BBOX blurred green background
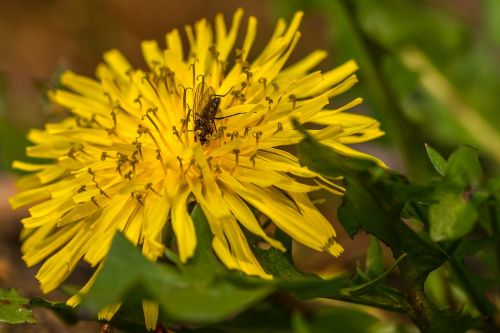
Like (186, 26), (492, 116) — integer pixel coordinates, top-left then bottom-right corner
(0, 0), (499, 331)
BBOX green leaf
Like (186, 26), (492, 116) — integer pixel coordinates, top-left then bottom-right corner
(82, 208), (273, 324)
(30, 298), (78, 325)
(254, 239), (347, 299)
(429, 192), (478, 241)
(428, 146), (484, 241)
(445, 146), (482, 189)
(296, 126), (445, 281)
(365, 236), (385, 279)
(0, 289), (35, 324)
(425, 144), (448, 176)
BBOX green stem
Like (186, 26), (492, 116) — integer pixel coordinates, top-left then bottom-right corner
(447, 257), (495, 317)
(397, 260), (463, 333)
(331, 295), (406, 314)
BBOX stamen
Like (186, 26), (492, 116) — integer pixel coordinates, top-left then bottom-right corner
(265, 96), (274, 112)
(103, 92), (113, 105)
(76, 117), (91, 128)
(177, 156), (183, 171)
(91, 196), (100, 207)
(116, 153), (129, 176)
(272, 82), (279, 92)
(90, 114), (104, 128)
(77, 144), (91, 158)
(233, 148), (240, 166)
(274, 122), (283, 134)
(229, 131), (239, 140)
(124, 171), (133, 180)
(67, 147), (78, 160)
(146, 182), (162, 196)
(141, 107), (161, 136)
(134, 141), (143, 159)
(179, 85), (193, 135)
(206, 156), (213, 171)
(87, 167), (96, 179)
(112, 99), (126, 114)
(77, 185), (86, 193)
(100, 189), (111, 199)
(258, 77), (267, 91)
(133, 95), (143, 109)
(132, 192), (145, 206)
(130, 157), (139, 172)
(187, 158), (196, 172)
(142, 74), (160, 98)
(160, 66), (176, 94)
(125, 68), (134, 81)
(244, 126), (251, 137)
(235, 48), (243, 64)
(188, 59), (199, 89)
(289, 94), (297, 109)
(101, 152), (108, 161)
(252, 131), (263, 146)
(172, 126), (181, 140)
(112, 78), (121, 92)
(209, 45), (220, 61)
(242, 67), (253, 86)
(155, 149), (163, 161)
(250, 153), (257, 168)
(217, 126), (227, 139)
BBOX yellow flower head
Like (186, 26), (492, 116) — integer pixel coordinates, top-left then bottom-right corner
(10, 8), (383, 307)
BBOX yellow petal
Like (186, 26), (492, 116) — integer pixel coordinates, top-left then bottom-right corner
(142, 300), (159, 331)
(221, 186), (284, 251)
(171, 186), (196, 262)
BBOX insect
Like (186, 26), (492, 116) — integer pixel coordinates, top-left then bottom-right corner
(192, 79), (219, 144)
(190, 77), (237, 145)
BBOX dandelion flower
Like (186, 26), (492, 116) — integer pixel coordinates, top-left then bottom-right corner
(10, 9), (384, 329)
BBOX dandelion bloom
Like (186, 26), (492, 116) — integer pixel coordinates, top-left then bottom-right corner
(10, 9), (383, 328)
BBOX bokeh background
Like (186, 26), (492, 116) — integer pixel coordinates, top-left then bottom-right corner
(1, 0), (499, 331)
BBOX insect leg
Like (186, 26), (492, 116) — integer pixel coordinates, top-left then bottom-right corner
(214, 112), (245, 120)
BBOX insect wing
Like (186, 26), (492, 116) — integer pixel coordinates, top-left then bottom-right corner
(194, 82), (215, 118)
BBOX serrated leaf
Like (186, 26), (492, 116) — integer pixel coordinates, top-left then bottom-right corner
(0, 289), (35, 324)
(254, 242), (347, 299)
(296, 126), (445, 280)
(425, 144), (448, 176)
